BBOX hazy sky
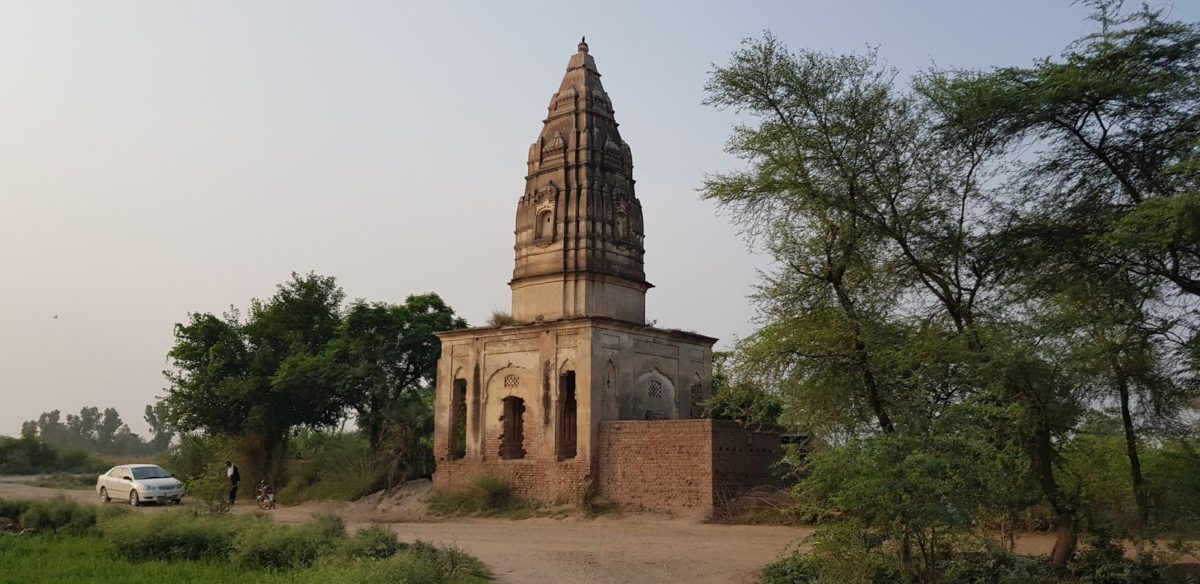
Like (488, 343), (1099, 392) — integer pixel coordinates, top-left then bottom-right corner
(2, 1), (1185, 436)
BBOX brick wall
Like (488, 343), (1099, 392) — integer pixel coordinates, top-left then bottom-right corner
(433, 419), (781, 514)
(596, 419), (782, 515)
(432, 457), (592, 503)
(711, 421), (785, 502)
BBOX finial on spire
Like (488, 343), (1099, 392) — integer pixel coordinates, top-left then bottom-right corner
(578, 36), (589, 53)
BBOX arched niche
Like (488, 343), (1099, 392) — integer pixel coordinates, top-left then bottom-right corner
(620, 368), (676, 420)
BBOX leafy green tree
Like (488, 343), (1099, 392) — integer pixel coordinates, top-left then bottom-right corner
(163, 272), (352, 479)
(928, 1), (1200, 301)
(704, 32), (1089, 568)
(927, 0), (1200, 533)
(704, 352), (782, 430)
(337, 294), (466, 449)
(162, 273), (465, 487)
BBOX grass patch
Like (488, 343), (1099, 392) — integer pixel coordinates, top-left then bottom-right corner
(709, 487), (808, 525)
(428, 475), (536, 517)
(0, 498), (490, 583)
(101, 508), (245, 561)
(2, 495), (99, 535)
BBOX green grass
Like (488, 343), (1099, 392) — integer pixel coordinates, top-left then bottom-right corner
(0, 536), (301, 584)
(0, 498), (489, 583)
(0, 535), (489, 584)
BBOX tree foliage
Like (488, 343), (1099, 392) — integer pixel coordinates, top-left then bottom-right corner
(161, 272), (464, 485)
(705, 2), (1199, 576)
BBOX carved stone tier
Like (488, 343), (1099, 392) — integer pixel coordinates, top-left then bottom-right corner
(511, 39), (650, 324)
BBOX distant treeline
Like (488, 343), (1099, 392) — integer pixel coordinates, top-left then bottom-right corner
(18, 403), (173, 457)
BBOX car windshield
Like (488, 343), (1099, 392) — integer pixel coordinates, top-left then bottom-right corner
(131, 466), (172, 480)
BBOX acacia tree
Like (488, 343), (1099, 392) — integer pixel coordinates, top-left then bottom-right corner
(930, 0), (1200, 532)
(704, 35), (1083, 572)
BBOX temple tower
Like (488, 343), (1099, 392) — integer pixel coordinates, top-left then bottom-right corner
(510, 38), (650, 324)
(431, 41), (751, 509)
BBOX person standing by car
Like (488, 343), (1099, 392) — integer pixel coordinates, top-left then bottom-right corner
(226, 460), (241, 505)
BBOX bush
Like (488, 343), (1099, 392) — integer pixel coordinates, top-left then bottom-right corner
(1070, 534), (1174, 584)
(339, 525), (403, 560)
(185, 461), (233, 514)
(945, 553), (1054, 584)
(306, 512), (346, 540)
(231, 514), (345, 570)
(428, 475), (529, 516)
(406, 541), (490, 583)
(160, 433), (227, 481)
(0, 498), (31, 521)
(18, 496), (97, 535)
(279, 431), (384, 503)
(101, 509), (242, 562)
(315, 554), (441, 584)
(761, 555), (820, 584)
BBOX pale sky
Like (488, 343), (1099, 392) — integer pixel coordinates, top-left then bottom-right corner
(2, 1), (1184, 436)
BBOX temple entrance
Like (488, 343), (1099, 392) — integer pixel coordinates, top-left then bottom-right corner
(557, 371), (577, 459)
(500, 396), (526, 460)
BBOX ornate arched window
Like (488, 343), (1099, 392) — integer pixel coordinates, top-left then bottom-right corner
(537, 209), (554, 240)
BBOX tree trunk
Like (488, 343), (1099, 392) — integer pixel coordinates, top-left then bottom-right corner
(1114, 361), (1150, 528)
(1029, 421), (1078, 568)
(831, 279), (895, 433)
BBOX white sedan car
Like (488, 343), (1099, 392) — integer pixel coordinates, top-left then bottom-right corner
(96, 464), (185, 506)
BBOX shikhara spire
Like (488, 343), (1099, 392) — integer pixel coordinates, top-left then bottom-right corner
(510, 41), (650, 324)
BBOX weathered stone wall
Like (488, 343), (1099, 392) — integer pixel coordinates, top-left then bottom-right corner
(595, 419), (782, 515)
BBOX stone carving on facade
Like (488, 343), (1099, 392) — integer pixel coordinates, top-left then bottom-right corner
(432, 41), (743, 513)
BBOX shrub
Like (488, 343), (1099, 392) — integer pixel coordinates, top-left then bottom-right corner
(185, 461), (233, 514)
(487, 310), (516, 326)
(231, 514), (345, 570)
(101, 509), (241, 561)
(18, 496), (97, 535)
(279, 431), (384, 503)
(160, 433), (227, 480)
(1070, 534), (1174, 584)
(339, 525), (403, 560)
(314, 554), (441, 584)
(428, 475), (529, 516)
(761, 555), (819, 584)
(406, 541), (490, 583)
(306, 512), (346, 540)
(946, 553), (1054, 584)
(0, 498), (31, 521)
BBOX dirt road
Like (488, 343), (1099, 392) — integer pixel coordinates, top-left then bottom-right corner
(0, 478), (806, 583)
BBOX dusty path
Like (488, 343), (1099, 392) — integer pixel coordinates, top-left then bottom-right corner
(0, 478), (805, 583)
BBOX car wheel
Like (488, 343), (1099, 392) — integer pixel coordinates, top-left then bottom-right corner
(129, 490), (140, 507)
(99, 487), (109, 503)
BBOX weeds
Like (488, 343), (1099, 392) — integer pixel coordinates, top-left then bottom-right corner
(428, 475), (533, 517)
(17, 496), (97, 535)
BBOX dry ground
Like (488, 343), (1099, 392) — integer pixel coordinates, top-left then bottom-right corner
(0, 477), (1077, 584)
